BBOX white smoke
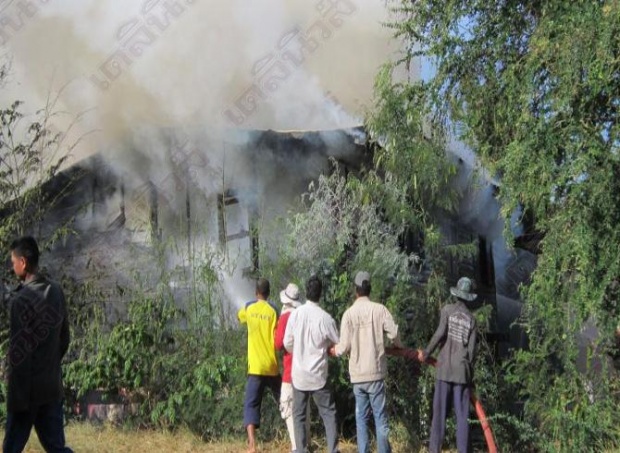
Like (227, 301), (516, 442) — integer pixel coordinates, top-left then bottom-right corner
(1, 0), (399, 160)
(0, 0), (403, 310)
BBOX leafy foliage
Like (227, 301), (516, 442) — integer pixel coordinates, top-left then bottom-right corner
(0, 68), (84, 421)
(0, 93), (84, 253)
(386, 0), (620, 450)
(259, 153), (496, 449)
(60, 242), (275, 441)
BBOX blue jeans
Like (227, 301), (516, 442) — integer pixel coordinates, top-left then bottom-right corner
(353, 380), (391, 453)
(3, 400), (73, 453)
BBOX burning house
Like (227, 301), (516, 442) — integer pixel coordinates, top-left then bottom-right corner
(6, 123), (536, 355)
(0, 0), (432, 328)
(17, 127), (371, 318)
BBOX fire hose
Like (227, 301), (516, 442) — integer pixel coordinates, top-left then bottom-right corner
(386, 347), (498, 453)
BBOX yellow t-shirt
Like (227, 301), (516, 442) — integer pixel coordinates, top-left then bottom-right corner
(238, 299), (279, 376)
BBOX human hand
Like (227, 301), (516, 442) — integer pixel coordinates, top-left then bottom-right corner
(328, 346), (336, 357)
(417, 349), (425, 362)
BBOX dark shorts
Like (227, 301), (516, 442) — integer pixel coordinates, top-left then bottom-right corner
(243, 374), (281, 428)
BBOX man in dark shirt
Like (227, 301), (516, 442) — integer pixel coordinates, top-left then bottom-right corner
(3, 236), (72, 453)
(418, 277), (477, 453)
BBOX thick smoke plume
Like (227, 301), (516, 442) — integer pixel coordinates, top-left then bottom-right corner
(2, 0), (398, 160)
(1, 0), (400, 307)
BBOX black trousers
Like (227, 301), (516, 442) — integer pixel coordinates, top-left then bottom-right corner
(3, 401), (73, 453)
(429, 379), (471, 453)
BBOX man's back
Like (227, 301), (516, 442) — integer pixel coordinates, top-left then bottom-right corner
(8, 275), (70, 412)
(425, 301), (476, 384)
(284, 301), (339, 391)
(336, 297), (400, 383)
(239, 299), (279, 376)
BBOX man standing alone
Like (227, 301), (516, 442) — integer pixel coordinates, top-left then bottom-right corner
(238, 278), (281, 453)
(284, 276), (340, 453)
(331, 271), (402, 453)
(418, 277), (478, 453)
(4, 236), (72, 453)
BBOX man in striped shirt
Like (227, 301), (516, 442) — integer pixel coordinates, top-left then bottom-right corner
(418, 277), (478, 453)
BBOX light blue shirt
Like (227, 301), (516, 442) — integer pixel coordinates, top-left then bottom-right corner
(283, 300), (339, 391)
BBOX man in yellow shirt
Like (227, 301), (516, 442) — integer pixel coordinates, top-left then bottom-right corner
(238, 278), (281, 453)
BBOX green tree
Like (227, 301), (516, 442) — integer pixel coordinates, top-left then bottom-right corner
(0, 67), (86, 420)
(61, 239), (254, 440)
(385, 0), (620, 450)
(0, 85), (85, 253)
(258, 149), (486, 448)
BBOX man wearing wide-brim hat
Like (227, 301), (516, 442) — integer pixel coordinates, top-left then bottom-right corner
(274, 283), (302, 452)
(418, 277), (478, 453)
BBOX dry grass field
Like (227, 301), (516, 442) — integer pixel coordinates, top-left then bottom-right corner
(12, 421), (550, 452)
(13, 422), (364, 453)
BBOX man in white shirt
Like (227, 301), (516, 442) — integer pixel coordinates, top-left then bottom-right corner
(284, 275), (340, 453)
(331, 271), (402, 453)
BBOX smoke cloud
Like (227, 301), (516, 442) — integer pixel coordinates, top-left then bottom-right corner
(0, 0), (400, 309)
(1, 0), (399, 161)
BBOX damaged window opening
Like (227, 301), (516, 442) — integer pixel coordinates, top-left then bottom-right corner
(217, 190), (259, 274)
(148, 181), (159, 243)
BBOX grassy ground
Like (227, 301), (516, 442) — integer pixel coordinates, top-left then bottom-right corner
(13, 421), (620, 452)
(6, 421), (499, 452)
(14, 422), (365, 453)
(11, 421), (495, 452)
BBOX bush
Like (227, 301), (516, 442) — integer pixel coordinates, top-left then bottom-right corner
(60, 243), (282, 441)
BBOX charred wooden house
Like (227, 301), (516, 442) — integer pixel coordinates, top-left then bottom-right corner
(3, 127), (536, 349)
